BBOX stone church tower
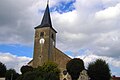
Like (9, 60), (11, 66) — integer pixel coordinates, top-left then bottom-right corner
(28, 3), (71, 71)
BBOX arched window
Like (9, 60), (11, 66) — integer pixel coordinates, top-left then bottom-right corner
(51, 34), (55, 46)
(40, 32), (44, 38)
(51, 34), (55, 41)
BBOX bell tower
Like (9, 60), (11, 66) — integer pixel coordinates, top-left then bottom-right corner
(33, 3), (57, 68)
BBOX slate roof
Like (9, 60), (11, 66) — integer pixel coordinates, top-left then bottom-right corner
(35, 4), (57, 33)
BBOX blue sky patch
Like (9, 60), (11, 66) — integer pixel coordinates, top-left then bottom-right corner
(38, 0), (76, 14)
(110, 65), (120, 76)
(65, 51), (73, 56)
(51, 0), (76, 14)
(0, 44), (33, 57)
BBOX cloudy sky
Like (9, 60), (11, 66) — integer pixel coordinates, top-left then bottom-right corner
(0, 0), (120, 76)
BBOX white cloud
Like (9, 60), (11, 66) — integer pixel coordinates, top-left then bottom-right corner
(101, 0), (120, 8)
(0, 0), (120, 76)
(92, 30), (120, 57)
(82, 54), (120, 68)
(0, 52), (32, 73)
(0, 0), (120, 57)
(76, 51), (120, 76)
(51, 0), (120, 58)
(95, 3), (120, 20)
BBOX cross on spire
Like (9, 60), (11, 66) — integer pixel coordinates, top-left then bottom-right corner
(47, 0), (49, 5)
(35, 0), (57, 33)
(35, 0), (52, 29)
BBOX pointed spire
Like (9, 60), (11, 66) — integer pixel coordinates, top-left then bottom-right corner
(47, 0), (49, 5)
(40, 3), (52, 27)
(35, 0), (57, 33)
(35, 1), (52, 29)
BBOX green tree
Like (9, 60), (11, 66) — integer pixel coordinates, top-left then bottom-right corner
(20, 65), (33, 74)
(66, 58), (85, 80)
(22, 71), (38, 80)
(0, 62), (6, 77)
(87, 59), (111, 80)
(5, 69), (20, 80)
(17, 62), (60, 80)
(42, 61), (60, 80)
(16, 75), (23, 80)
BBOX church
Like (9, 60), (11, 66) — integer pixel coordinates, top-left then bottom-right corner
(28, 3), (71, 72)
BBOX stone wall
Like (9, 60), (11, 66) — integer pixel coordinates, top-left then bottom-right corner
(28, 47), (71, 70)
(54, 48), (71, 70)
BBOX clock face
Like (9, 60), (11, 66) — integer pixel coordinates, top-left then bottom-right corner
(39, 38), (45, 44)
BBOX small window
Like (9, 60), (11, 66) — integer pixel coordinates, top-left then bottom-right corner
(40, 32), (44, 38)
(51, 34), (55, 41)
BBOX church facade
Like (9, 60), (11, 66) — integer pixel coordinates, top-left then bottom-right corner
(28, 4), (71, 71)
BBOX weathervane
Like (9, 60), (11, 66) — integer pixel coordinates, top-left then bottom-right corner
(47, 0), (49, 5)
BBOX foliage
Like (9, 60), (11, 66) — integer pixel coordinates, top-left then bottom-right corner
(20, 65), (33, 74)
(87, 59), (111, 80)
(16, 75), (24, 80)
(37, 62), (60, 80)
(16, 62), (60, 80)
(66, 58), (85, 80)
(0, 62), (6, 77)
(5, 69), (20, 80)
(22, 71), (38, 80)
